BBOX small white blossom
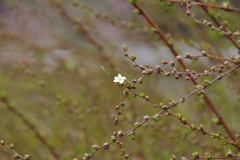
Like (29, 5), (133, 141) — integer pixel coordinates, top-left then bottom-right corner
(113, 74), (126, 84)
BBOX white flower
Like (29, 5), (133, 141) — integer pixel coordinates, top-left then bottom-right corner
(113, 74), (126, 84)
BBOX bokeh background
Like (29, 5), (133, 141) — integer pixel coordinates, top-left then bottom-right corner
(0, 0), (240, 159)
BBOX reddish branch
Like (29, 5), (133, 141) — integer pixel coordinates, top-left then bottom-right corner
(194, 0), (240, 52)
(166, 0), (240, 13)
(130, 2), (239, 145)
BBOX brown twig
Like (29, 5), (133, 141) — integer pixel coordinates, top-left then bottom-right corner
(130, 1), (239, 145)
(194, 0), (240, 52)
(165, 0), (240, 13)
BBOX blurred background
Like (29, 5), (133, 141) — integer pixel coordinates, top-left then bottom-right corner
(0, 0), (239, 159)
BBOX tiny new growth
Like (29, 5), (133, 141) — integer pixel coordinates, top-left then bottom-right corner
(113, 74), (127, 84)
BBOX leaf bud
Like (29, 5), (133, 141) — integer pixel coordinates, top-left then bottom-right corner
(201, 50), (207, 56)
(152, 115), (161, 122)
(123, 44), (128, 52)
(111, 136), (117, 143)
(207, 22), (212, 26)
(128, 131), (136, 140)
(134, 122), (141, 128)
(117, 130), (123, 136)
(92, 145), (99, 150)
(103, 143), (109, 150)
(84, 153), (91, 159)
(165, 72), (171, 76)
(184, 52), (190, 58)
(190, 124), (196, 130)
(9, 143), (14, 149)
(170, 155), (177, 160)
(13, 154), (19, 159)
(120, 102), (125, 107)
(161, 60), (168, 64)
(203, 80), (211, 87)
(120, 148), (126, 155)
(124, 154), (131, 159)
(151, 27), (157, 32)
(138, 78), (143, 84)
(143, 115), (150, 120)
(130, 54), (136, 61)
(176, 55), (182, 59)
(25, 154), (30, 160)
(123, 90), (129, 96)
(0, 140), (5, 145)
(192, 152), (199, 158)
(211, 66), (216, 71)
(225, 149), (233, 156)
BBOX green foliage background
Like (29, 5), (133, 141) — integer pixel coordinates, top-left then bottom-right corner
(0, 0), (239, 159)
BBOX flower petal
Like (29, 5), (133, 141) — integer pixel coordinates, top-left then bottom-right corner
(114, 79), (119, 82)
(119, 80), (124, 84)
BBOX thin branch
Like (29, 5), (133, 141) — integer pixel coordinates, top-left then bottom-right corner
(165, 0), (240, 13)
(194, 0), (240, 52)
(130, 1), (238, 144)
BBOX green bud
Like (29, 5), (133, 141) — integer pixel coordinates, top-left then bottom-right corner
(170, 155), (177, 160)
(181, 118), (187, 124)
(0, 140), (5, 145)
(201, 50), (207, 56)
(134, 9), (140, 14)
(225, 149), (233, 156)
(13, 154), (19, 159)
(151, 27), (157, 32)
(130, 54), (136, 61)
(168, 38), (173, 46)
(24, 154), (31, 160)
(195, 85), (202, 89)
(92, 144), (99, 150)
(123, 44), (128, 52)
(120, 148), (126, 155)
(152, 115), (161, 122)
(123, 90), (129, 96)
(184, 52), (190, 58)
(84, 153), (91, 159)
(125, 154), (131, 159)
(207, 22), (212, 26)
(190, 124), (196, 130)
(140, 93), (145, 98)
(177, 113), (182, 120)
(128, 131), (136, 140)
(192, 152), (199, 158)
(159, 103), (164, 107)
(134, 122), (141, 128)
(103, 143), (109, 150)
(72, 2), (78, 7)
(117, 130), (123, 136)
(143, 115), (150, 120)
(129, 0), (137, 3)
(191, 57), (197, 63)
(111, 136), (117, 143)
(9, 143), (14, 149)
(203, 80), (211, 87)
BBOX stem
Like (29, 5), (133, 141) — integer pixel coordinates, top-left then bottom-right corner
(130, 1), (239, 145)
